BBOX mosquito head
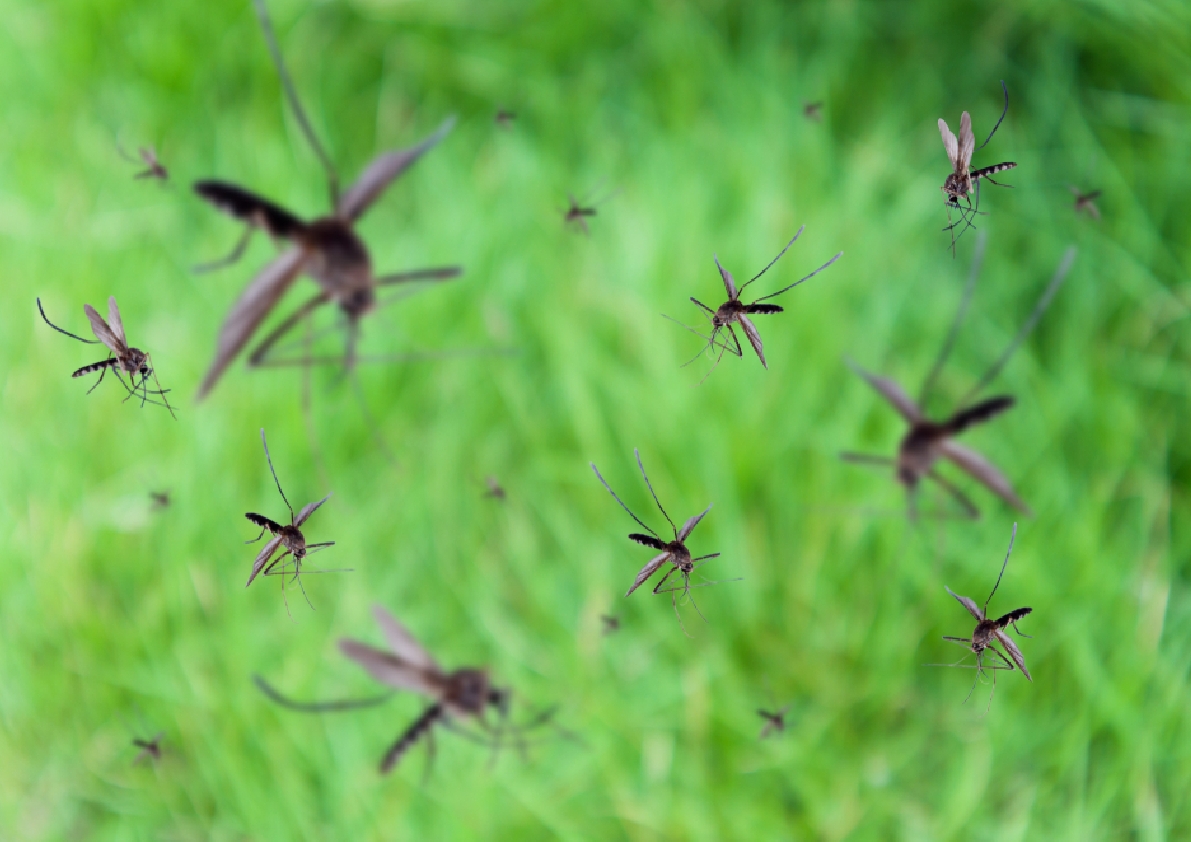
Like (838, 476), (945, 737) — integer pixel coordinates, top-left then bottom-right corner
(339, 286), (377, 319)
(448, 668), (493, 716)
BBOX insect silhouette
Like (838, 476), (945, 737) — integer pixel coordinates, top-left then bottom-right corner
(673, 227), (842, 376)
(494, 109), (517, 128)
(1069, 186), (1102, 221)
(150, 491), (171, 510)
(561, 187), (618, 235)
(932, 523), (1033, 709)
(802, 101), (824, 122)
(939, 81), (1017, 255)
(600, 615), (621, 636)
(484, 476), (507, 500)
(132, 733), (164, 764)
(840, 238), (1076, 520)
(591, 449), (736, 635)
(193, 0), (462, 399)
(118, 143), (168, 181)
(36, 296), (176, 418)
(244, 429), (339, 610)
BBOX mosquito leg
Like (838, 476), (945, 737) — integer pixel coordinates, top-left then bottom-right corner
(252, 674), (394, 712)
(37, 298), (100, 344)
(421, 728), (436, 785)
(244, 525), (269, 544)
(193, 226), (254, 274)
(85, 363), (112, 395)
(926, 469), (980, 520)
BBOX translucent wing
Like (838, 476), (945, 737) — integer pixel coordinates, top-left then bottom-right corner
(625, 552), (671, 596)
(336, 116), (456, 224)
(945, 586), (985, 621)
(678, 503), (713, 541)
(338, 640), (440, 698)
(371, 605), (439, 673)
(939, 440), (1031, 515)
(738, 315), (767, 368)
(107, 296), (127, 346)
(958, 111), (975, 171)
(294, 493), (332, 527)
(83, 304), (121, 353)
(846, 358), (923, 424)
(993, 631), (1032, 681)
(938, 118), (959, 168)
(714, 254), (738, 299)
(246, 535), (284, 587)
(196, 248), (307, 400)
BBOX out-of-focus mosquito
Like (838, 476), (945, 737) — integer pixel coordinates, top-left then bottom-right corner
(255, 605), (559, 775)
(600, 615), (621, 636)
(194, 0), (461, 400)
(150, 491), (171, 510)
(118, 143), (168, 181)
(669, 227), (842, 378)
(939, 81), (1017, 256)
(36, 296), (176, 418)
(591, 449), (736, 635)
(841, 238), (1076, 520)
(929, 523), (1032, 710)
(802, 101), (824, 122)
(757, 679), (791, 739)
(561, 187), (618, 235)
(244, 429), (342, 611)
(132, 733), (164, 764)
(495, 109), (517, 128)
(1069, 186), (1102, 221)
(484, 476), (507, 500)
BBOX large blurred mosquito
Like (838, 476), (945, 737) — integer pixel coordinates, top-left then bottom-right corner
(1069, 186), (1102, 221)
(930, 523), (1033, 709)
(36, 296), (176, 418)
(255, 605), (558, 775)
(841, 239), (1076, 520)
(562, 187), (617, 235)
(118, 143), (168, 181)
(244, 429), (341, 611)
(194, 0), (461, 400)
(591, 449), (735, 635)
(669, 227), (842, 377)
(939, 81), (1017, 256)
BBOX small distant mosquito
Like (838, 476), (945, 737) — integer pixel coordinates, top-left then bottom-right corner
(1069, 186), (1102, 221)
(118, 143), (168, 181)
(802, 101), (824, 122)
(591, 449), (735, 634)
(939, 81), (1017, 255)
(931, 523), (1033, 708)
(244, 429), (340, 610)
(484, 476), (507, 500)
(150, 491), (171, 510)
(672, 227), (842, 376)
(194, 0), (461, 400)
(36, 296), (176, 418)
(495, 109), (517, 128)
(562, 187), (617, 235)
(600, 615), (621, 636)
(132, 733), (164, 764)
(841, 238), (1076, 519)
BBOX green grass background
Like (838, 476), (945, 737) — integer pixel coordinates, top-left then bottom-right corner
(2, 0), (1189, 838)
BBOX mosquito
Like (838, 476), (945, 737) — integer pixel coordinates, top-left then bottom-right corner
(150, 491), (171, 510)
(255, 605), (558, 775)
(495, 109), (517, 128)
(194, 0), (462, 400)
(600, 615), (621, 636)
(841, 237), (1076, 520)
(757, 680), (791, 740)
(36, 296), (176, 418)
(484, 476), (507, 500)
(118, 143), (168, 181)
(562, 187), (617, 235)
(244, 429), (340, 611)
(931, 523), (1033, 709)
(591, 449), (735, 635)
(674, 227), (842, 376)
(132, 733), (164, 764)
(802, 101), (824, 122)
(939, 81), (1017, 255)
(1069, 186), (1102, 221)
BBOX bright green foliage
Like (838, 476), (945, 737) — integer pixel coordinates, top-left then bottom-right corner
(1, 0), (1188, 839)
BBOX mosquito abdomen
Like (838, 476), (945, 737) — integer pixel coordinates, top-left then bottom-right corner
(194, 180), (306, 239)
(946, 395), (1015, 434)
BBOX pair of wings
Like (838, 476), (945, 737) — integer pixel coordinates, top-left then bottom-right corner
(196, 116), (457, 399)
(245, 493), (332, 586)
(711, 256), (768, 368)
(84, 296), (130, 355)
(625, 503), (713, 596)
(944, 586), (1032, 680)
(338, 605), (446, 701)
(939, 111), (976, 175)
(847, 359), (1030, 514)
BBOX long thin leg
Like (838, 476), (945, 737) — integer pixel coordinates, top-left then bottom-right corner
(590, 462), (659, 539)
(634, 449), (676, 536)
(975, 81), (1010, 151)
(253, 674), (393, 712)
(37, 298), (100, 344)
(919, 231), (986, 408)
(193, 226), (254, 274)
(259, 428), (295, 521)
(925, 469), (981, 520)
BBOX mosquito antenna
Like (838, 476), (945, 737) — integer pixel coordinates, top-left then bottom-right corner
(752, 250), (843, 304)
(37, 298), (100, 344)
(634, 449), (677, 536)
(984, 522), (1018, 614)
(918, 231), (986, 408)
(736, 227), (804, 297)
(975, 81), (1009, 151)
(958, 246), (1076, 406)
(251, 0), (340, 208)
(259, 428), (295, 520)
(253, 675), (393, 712)
(590, 462), (658, 538)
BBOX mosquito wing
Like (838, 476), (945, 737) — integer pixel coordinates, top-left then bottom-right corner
(714, 255), (738, 299)
(993, 631), (1032, 681)
(677, 503), (713, 541)
(106, 296), (128, 346)
(958, 111), (975, 173)
(294, 493), (332, 527)
(846, 358), (923, 424)
(738, 315), (767, 368)
(944, 586), (985, 622)
(371, 605), (440, 673)
(938, 118), (960, 170)
(338, 640), (441, 698)
(83, 304), (122, 354)
(246, 535), (284, 587)
(336, 116), (456, 224)
(196, 248), (307, 400)
(625, 552), (672, 597)
(938, 440), (1031, 515)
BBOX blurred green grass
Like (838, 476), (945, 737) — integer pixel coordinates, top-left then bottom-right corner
(1, 0), (1189, 838)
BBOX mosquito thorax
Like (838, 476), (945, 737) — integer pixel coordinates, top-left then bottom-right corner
(301, 219), (374, 312)
(447, 669), (491, 714)
(714, 300), (744, 326)
(279, 524), (306, 553)
(897, 423), (943, 486)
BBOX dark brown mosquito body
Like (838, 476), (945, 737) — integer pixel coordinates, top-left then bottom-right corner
(600, 615), (621, 635)
(132, 733), (164, 764)
(678, 227), (842, 374)
(36, 296), (175, 418)
(841, 239), (1076, 519)
(119, 144), (168, 181)
(1069, 186), (1102, 220)
(244, 429), (337, 606)
(758, 707), (790, 739)
(150, 491), (171, 510)
(194, 0), (461, 399)
(561, 187), (617, 235)
(802, 101), (824, 122)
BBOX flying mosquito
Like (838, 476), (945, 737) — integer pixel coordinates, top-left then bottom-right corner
(132, 733), (164, 764)
(562, 187), (617, 235)
(600, 615), (621, 636)
(118, 143), (168, 181)
(758, 702), (791, 740)
(244, 429), (340, 609)
(1069, 186), (1102, 221)
(36, 296), (176, 418)
(802, 101), (824, 122)
(495, 109), (517, 128)
(932, 523), (1033, 707)
(194, 0), (462, 400)
(484, 476), (507, 500)
(150, 491), (171, 510)
(671, 227), (842, 376)
(255, 605), (557, 774)
(591, 449), (735, 634)
(840, 237), (1076, 520)
(939, 81), (1017, 255)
